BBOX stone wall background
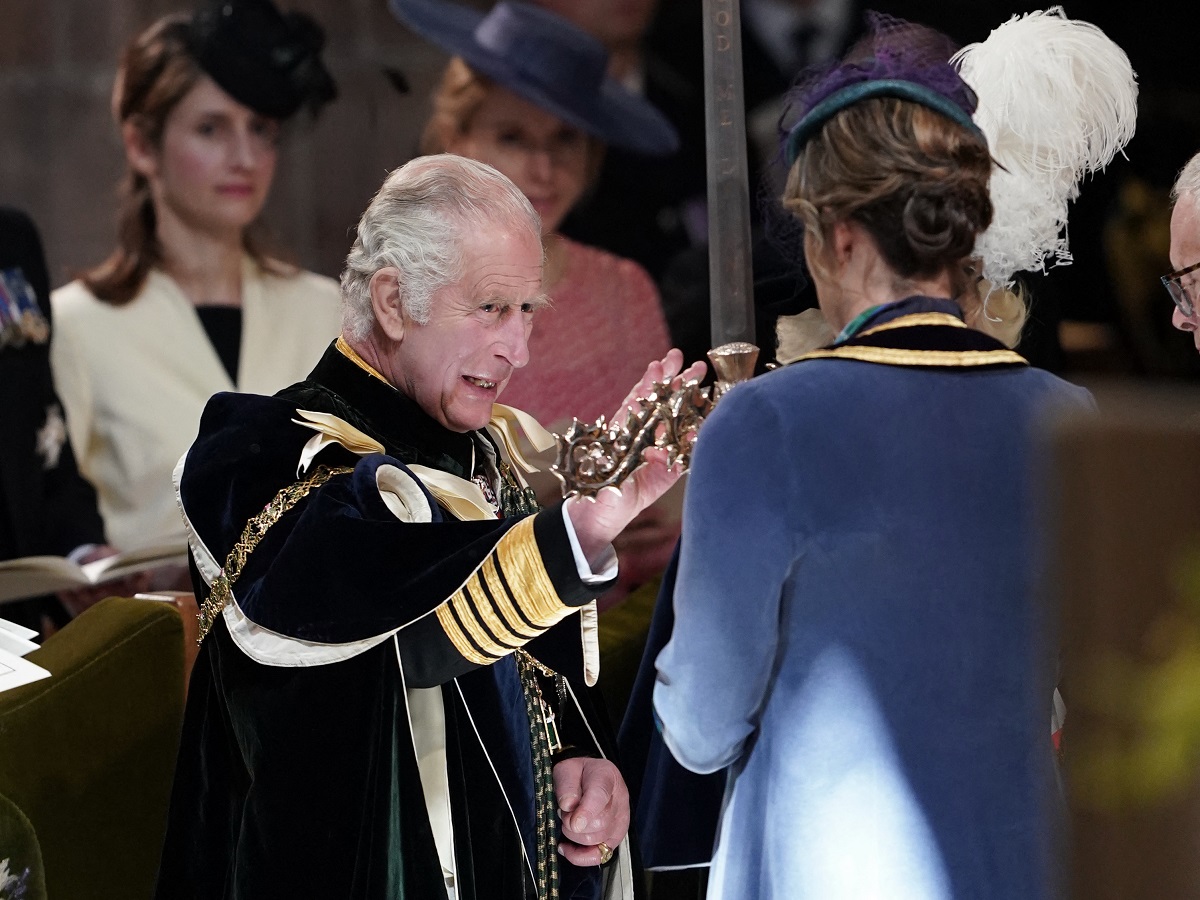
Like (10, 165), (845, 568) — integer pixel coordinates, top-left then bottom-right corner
(0, 0), (466, 287)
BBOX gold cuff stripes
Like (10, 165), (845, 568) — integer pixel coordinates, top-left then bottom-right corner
(435, 516), (573, 664)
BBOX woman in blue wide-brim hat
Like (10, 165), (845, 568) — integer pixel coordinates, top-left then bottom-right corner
(393, 0), (685, 607)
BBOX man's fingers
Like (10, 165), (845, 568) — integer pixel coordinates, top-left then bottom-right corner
(566, 771), (616, 836)
(553, 757), (583, 813)
(616, 349), (693, 417)
(554, 759), (631, 864)
(679, 359), (707, 383)
(659, 347), (684, 377)
(558, 840), (615, 867)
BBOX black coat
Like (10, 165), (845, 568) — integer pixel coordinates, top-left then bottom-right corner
(155, 345), (631, 899)
(0, 207), (104, 563)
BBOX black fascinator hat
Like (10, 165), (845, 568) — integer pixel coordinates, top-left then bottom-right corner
(187, 0), (338, 119)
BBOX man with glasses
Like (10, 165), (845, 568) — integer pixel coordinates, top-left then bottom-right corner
(1165, 152), (1200, 351)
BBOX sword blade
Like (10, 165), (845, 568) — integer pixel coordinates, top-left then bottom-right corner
(702, 0), (756, 347)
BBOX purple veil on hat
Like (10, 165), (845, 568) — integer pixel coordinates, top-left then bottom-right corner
(782, 12), (984, 165)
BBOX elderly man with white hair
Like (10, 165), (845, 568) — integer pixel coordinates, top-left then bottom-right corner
(153, 154), (697, 900)
(1166, 151), (1200, 351)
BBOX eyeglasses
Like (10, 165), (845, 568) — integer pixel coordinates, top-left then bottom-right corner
(1162, 260), (1200, 317)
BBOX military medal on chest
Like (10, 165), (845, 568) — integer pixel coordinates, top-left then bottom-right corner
(0, 267), (51, 348)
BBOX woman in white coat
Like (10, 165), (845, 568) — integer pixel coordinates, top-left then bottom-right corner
(52, 0), (341, 557)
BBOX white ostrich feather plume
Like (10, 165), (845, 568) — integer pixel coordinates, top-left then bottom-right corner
(951, 7), (1138, 288)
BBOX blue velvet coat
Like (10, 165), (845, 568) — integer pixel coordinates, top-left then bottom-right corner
(653, 298), (1091, 899)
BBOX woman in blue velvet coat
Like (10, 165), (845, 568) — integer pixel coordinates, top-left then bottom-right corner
(651, 22), (1093, 900)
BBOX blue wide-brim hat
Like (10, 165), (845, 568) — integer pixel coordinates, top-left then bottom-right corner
(388, 0), (679, 157)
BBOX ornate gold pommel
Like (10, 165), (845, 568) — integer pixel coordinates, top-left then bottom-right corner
(551, 379), (712, 499)
(551, 342), (760, 499)
(707, 341), (759, 401)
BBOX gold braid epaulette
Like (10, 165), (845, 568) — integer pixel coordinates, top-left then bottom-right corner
(196, 464), (354, 643)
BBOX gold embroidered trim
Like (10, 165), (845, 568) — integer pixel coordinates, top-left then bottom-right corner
(447, 588), (513, 658)
(197, 464), (354, 643)
(434, 602), (494, 667)
(435, 602), (493, 665)
(858, 312), (968, 336)
(434, 525), (565, 664)
(463, 578), (525, 651)
(480, 556), (541, 639)
(496, 517), (571, 627)
(336, 335), (391, 385)
(793, 345), (1027, 368)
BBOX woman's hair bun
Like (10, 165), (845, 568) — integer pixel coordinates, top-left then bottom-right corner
(901, 172), (991, 271)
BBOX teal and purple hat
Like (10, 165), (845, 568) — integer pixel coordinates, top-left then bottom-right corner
(783, 12), (985, 165)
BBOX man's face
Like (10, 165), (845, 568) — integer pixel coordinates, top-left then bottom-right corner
(1169, 194), (1200, 351)
(391, 223), (545, 432)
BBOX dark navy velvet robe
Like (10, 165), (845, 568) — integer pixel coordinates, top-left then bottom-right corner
(154, 343), (622, 899)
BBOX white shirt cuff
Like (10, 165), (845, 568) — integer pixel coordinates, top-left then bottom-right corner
(560, 505), (618, 584)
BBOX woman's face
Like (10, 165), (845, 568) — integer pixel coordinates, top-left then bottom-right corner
(446, 85), (591, 235)
(130, 75), (280, 239)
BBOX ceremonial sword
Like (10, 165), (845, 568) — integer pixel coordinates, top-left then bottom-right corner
(551, 0), (760, 496)
(702, 0), (756, 350)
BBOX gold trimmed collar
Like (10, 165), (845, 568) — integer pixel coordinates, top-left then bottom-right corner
(858, 312), (968, 336)
(791, 311), (1028, 369)
(336, 335), (392, 386)
(794, 345), (1027, 368)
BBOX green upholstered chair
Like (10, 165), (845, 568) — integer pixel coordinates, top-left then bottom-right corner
(0, 596), (185, 900)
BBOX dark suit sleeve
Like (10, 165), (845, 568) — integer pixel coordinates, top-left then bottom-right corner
(0, 208), (105, 557)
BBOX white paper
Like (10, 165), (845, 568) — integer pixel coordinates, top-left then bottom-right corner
(0, 647), (50, 694)
(0, 628), (38, 658)
(0, 618), (38, 641)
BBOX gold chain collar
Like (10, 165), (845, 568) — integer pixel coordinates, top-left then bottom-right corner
(197, 463), (353, 642)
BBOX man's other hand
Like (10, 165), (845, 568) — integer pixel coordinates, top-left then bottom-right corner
(553, 756), (631, 866)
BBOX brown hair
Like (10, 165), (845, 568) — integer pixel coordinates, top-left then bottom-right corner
(419, 57), (604, 187)
(82, 15), (284, 306)
(784, 97), (994, 304)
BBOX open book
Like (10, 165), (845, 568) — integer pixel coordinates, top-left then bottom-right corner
(0, 540), (188, 605)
